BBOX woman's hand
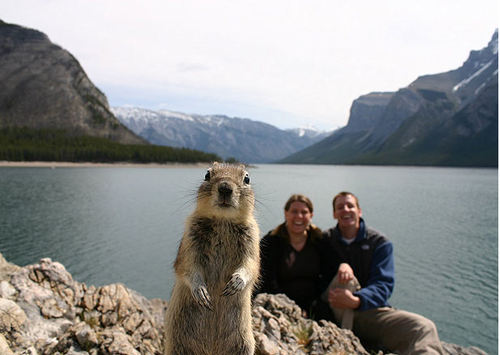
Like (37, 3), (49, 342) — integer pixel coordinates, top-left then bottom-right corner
(337, 263), (354, 285)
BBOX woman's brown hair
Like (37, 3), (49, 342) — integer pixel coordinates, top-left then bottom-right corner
(284, 194), (314, 213)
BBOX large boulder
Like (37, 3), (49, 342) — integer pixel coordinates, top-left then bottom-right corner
(0, 254), (489, 355)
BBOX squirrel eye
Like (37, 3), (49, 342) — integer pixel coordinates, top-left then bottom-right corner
(204, 170), (211, 181)
(243, 173), (250, 184)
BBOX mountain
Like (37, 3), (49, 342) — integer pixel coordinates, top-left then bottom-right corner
(0, 20), (144, 145)
(112, 107), (331, 163)
(281, 30), (498, 167)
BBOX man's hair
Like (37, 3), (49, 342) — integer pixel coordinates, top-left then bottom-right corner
(332, 191), (360, 211)
(284, 194), (314, 213)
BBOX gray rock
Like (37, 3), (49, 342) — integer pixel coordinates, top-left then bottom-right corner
(0, 253), (21, 281)
(0, 333), (15, 355)
(74, 322), (98, 350)
(0, 297), (27, 331)
(0, 253), (489, 355)
(442, 342), (489, 355)
(0, 280), (17, 299)
(253, 293), (369, 354)
(19, 347), (38, 355)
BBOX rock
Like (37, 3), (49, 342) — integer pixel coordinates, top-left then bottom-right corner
(253, 293), (369, 354)
(74, 322), (99, 350)
(65, 346), (89, 355)
(0, 333), (15, 355)
(0, 253), (489, 355)
(0, 254), (21, 283)
(19, 347), (38, 355)
(100, 330), (141, 355)
(0, 280), (17, 299)
(442, 342), (489, 355)
(0, 297), (27, 330)
(255, 334), (280, 355)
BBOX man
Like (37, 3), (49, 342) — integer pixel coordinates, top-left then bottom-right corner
(323, 191), (445, 355)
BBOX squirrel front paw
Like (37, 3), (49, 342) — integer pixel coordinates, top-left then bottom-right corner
(192, 285), (213, 311)
(222, 273), (246, 297)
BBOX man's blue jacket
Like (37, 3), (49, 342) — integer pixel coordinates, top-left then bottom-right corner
(322, 218), (395, 311)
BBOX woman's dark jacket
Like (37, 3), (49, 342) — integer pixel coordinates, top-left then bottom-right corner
(255, 224), (337, 313)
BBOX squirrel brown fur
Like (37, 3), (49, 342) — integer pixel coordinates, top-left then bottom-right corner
(164, 162), (260, 355)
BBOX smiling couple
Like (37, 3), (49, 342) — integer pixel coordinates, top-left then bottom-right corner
(256, 192), (445, 355)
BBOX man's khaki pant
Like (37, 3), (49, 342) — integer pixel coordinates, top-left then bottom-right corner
(323, 277), (445, 355)
(353, 307), (445, 355)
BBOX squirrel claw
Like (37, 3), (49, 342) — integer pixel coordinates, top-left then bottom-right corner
(222, 274), (245, 297)
(193, 286), (213, 311)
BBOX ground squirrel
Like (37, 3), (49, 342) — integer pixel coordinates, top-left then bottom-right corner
(164, 162), (260, 355)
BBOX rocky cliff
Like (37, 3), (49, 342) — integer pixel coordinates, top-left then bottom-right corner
(341, 92), (394, 134)
(0, 254), (487, 355)
(281, 30), (498, 167)
(0, 20), (144, 145)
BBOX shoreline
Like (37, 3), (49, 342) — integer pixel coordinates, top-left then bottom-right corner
(0, 161), (210, 168)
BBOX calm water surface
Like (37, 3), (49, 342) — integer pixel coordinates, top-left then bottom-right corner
(0, 164), (497, 354)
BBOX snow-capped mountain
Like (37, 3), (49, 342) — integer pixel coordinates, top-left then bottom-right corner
(286, 124), (339, 138)
(112, 107), (331, 163)
(451, 29), (498, 108)
(282, 30), (498, 167)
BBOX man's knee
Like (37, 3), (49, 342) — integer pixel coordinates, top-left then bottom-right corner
(415, 316), (440, 339)
(355, 308), (442, 353)
(405, 311), (436, 332)
(393, 312), (444, 354)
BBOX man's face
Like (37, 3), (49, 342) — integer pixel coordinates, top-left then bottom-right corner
(333, 194), (362, 230)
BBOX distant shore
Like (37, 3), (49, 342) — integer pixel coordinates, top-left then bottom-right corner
(0, 161), (209, 168)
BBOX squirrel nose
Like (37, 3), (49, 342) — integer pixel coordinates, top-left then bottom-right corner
(218, 183), (233, 197)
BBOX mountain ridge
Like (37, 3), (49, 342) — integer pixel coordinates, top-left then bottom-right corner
(280, 30), (498, 167)
(112, 107), (332, 163)
(0, 20), (145, 145)
(0, 20), (224, 164)
(2, 18), (496, 167)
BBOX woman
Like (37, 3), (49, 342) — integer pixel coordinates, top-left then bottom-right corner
(257, 194), (349, 320)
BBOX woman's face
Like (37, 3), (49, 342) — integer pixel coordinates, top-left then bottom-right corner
(285, 201), (313, 237)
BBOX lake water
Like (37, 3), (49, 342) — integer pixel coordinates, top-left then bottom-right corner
(0, 164), (497, 354)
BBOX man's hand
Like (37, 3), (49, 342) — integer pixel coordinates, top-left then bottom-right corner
(328, 287), (360, 309)
(337, 263), (354, 285)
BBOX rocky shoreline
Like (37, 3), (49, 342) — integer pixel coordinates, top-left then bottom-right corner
(0, 254), (488, 355)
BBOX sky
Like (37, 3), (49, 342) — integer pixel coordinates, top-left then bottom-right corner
(1, 1), (498, 131)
